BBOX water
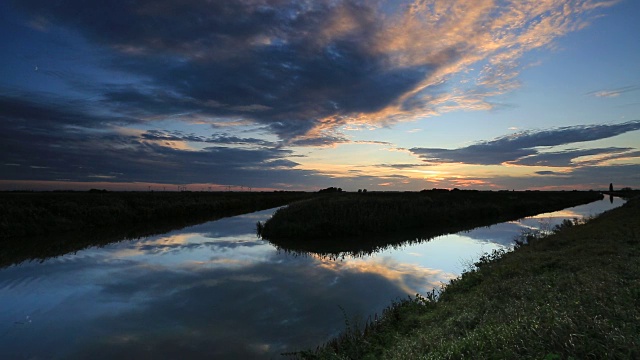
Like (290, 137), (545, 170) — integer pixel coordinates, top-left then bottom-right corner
(0, 197), (625, 359)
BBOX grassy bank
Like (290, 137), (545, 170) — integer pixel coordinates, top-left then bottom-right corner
(298, 197), (640, 359)
(0, 191), (314, 267)
(259, 190), (603, 253)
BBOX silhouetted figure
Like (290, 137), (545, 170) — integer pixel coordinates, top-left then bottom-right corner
(609, 183), (613, 192)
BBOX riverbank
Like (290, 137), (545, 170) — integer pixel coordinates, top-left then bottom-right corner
(299, 197), (640, 359)
(0, 191), (314, 267)
(259, 190), (604, 253)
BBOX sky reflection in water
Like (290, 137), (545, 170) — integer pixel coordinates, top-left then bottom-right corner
(0, 197), (625, 359)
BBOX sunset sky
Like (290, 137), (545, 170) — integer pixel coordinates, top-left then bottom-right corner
(1, 0), (639, 191)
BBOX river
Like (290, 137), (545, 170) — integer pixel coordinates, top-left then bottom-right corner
(0, 196), (625, 359)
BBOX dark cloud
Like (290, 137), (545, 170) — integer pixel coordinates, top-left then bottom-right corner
(411, 121), (640, 165)
(0, 94), (330, 188)
(290, 134), (350, 147)
(100, 86), (206, 118)
(535, 171), (566, 176)
(2, 0), (632, 189)
(3, 0), (624, 154)
(11, 0), (430, 142)
(0, 92), (138, 131)
(411, 145), (535, 165)
(512, 147), (633, 167)
(140, 130), (279, 147)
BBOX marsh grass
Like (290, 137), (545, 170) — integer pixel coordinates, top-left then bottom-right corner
(0, 191), (314, 267)
(260, 191), (603, 253)
(298, 198), (640, 359)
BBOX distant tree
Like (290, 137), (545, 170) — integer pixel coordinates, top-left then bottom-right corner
(318, 187), (343, 193)
(609, 183), (614, 192)
(362, 189), (367, 193)
(431, 188), (449, 192)
(358, 189), (362, 193)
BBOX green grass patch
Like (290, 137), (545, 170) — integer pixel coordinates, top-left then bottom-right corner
(297, 197), (640, 359)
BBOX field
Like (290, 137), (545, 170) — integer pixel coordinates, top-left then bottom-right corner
(0, 191), (314, 267)
(259, 190), (604, 254)
(298, 197), (640, 359)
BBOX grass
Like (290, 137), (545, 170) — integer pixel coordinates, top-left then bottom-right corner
(295, 197), (640, 359)
(0, 191), (315, 267)
(259, 190), (604, 253)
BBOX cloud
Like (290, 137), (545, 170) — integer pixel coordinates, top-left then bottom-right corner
(587, 85), (640, 98)
(416, 163), (639, 191)
(411, 121), (640, 165)
(0, 94), (333, 188)
(535, 171), (567, 176)
(512, 147), (633, 167)
(411, 144), (535, 165)
(376, 163), (437, 169)
(140, 130), (279, 148)
(10, 0), (620, 144)
(0, 92), (138, 131)
(289, 134), (351, 147)
(505, 164), (640, 189)
(578, 150), (640, 166)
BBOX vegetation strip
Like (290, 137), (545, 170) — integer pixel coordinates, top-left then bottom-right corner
(296, 197), (640, 359)
(0, 191), (314, 267)
(259, 191), (604, 253)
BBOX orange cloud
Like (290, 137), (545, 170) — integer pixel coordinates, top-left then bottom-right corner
(301, 0), (618, 142)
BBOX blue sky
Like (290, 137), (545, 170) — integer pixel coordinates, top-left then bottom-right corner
(1, 0), (638, 191)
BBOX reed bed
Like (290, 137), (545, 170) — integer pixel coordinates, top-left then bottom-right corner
(259, 191), (604, 251)
(0, 191), (313, 266)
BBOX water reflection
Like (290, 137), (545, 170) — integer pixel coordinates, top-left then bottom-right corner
(0, 197), (625, 359)
(462, 196), (626, 247)
(0, 209), (433, 359)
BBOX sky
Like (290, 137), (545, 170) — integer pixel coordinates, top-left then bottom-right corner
(1, 0), (639, 192)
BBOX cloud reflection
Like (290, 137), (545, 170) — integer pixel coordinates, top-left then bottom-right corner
(313, 255), (455, 294)
(66, 252), (420, 359)
(1, 207), (443, 358)
(460, 197), (626, 246)
(0, 198), (625, 359)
